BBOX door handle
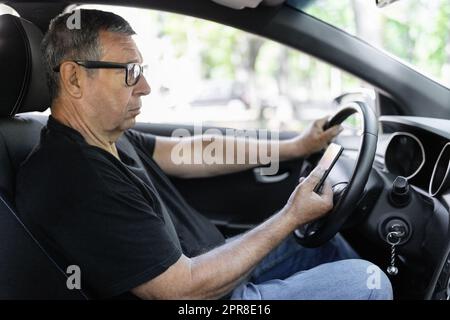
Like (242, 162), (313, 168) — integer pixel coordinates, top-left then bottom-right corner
(253, 167), (290, 183)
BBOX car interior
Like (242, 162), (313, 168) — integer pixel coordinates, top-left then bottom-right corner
(0, 0), (449, 300)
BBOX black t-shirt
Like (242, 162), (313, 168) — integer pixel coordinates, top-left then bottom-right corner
(15, 116), (225, 298)
(119, 130), (225, 258)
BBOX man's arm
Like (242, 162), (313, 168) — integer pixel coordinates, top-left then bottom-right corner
(131, 167), (332, 299)
(152, 117), (342, 179)
(153, 134), (290, 178)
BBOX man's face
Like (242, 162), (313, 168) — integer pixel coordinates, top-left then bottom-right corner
(82, 30), (151, 136)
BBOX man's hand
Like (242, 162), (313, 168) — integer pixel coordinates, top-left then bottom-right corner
(132, 166), (334, 300)
(289, 116), (343, 158)
(285, 166), (334, 227)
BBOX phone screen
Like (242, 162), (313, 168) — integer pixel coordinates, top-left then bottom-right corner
(313, 143), (344, 193)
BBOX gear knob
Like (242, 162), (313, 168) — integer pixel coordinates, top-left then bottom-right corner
(389, 176), (410, 207)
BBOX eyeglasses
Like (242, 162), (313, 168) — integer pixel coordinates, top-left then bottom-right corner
(53, 60), (147, 87)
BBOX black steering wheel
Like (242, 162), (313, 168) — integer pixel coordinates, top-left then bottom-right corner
(294, 101), (378, 248)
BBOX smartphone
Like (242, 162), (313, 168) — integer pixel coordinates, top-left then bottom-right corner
(313, 143), (344, 194)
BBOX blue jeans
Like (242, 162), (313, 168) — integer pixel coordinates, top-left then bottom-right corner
(230, 234), (393, 300)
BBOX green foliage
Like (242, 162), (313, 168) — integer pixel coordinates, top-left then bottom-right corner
(306, 0), (356, 34)
(155, 0), (449, 99)
(159, 13), (241, 79)
(84, 1), (449, 104)
(305, 0), (449, 86)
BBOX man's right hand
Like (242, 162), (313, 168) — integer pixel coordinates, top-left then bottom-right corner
(132, 165), (335, 300)
(285, 166), (334, 227)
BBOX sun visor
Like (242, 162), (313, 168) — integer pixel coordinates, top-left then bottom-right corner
(211, 0), (285, 10)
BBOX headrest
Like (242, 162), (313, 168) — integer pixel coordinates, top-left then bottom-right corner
(0, 14), (50, 117)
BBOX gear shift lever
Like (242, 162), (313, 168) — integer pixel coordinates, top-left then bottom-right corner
(389, 176), (411, 207)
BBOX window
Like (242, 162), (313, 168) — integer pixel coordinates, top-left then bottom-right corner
(77, 4), (367, 132)
(294, 0), (450, 88)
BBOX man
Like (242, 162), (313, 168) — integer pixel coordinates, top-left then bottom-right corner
(15, 9), (392, 300)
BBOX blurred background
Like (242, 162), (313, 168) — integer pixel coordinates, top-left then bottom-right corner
(1, 0), (448, 133)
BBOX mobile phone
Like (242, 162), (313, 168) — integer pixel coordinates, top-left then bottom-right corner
(313, 143), (344, 194)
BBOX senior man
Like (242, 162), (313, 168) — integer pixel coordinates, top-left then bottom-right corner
(15, 9), (392, 300)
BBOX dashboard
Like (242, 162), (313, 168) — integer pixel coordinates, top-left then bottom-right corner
(377, 116), (450, 209)
(332, 115), (450, 299)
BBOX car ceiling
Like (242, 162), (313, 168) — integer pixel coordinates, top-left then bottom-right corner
(5, 0), (284, 34)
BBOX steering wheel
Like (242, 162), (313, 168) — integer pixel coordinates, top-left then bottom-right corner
(294, 101), (378, 248)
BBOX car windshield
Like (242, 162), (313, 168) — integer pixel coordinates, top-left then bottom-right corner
(288, 0), (450, 88)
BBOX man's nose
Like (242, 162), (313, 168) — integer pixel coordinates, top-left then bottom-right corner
(134, 75), (151, 96)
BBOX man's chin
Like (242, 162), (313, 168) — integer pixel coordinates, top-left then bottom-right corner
(120, 117), (137, 131)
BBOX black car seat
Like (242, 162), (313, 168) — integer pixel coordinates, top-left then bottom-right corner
(0, 14), (86, 299)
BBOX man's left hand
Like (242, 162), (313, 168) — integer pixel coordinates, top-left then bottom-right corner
(290, 116), (343, 158)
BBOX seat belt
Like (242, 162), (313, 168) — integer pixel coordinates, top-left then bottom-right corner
(0, 195), (90, 299)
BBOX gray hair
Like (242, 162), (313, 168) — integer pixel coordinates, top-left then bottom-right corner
(41, 9), (136, 102)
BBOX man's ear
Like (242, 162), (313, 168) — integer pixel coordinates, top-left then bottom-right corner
(59, 61), (83, 99)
